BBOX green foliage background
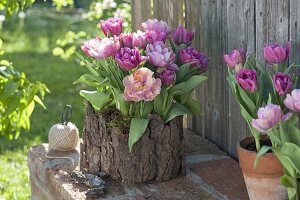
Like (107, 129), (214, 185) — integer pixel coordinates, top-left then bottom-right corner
(0, 1), (130, 199)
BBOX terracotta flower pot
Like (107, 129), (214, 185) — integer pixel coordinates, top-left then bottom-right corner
(237, 136), (287, 200)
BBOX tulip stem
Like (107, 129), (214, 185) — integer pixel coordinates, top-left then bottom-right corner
(254, 136), (261, 151)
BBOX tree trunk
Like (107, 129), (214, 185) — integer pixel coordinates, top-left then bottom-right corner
(80, 103), (184, 184)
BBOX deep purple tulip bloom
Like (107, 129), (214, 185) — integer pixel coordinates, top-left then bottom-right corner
(81, 37), (120, 59)
(157, 69), (176, 87)
(100, 18), (123, 37)
(263, 42), (290, 64)
(173, 25), (194, 46)
(252, 104), (290, 132)
(273, 72), (293, 96)
(284, 89), (300, 112)
(146, 41), (175, 68)
(115, 47), (147, 71)
(223, 48), (246, 69)
(179, 47), (209, 71)
(235, 68), (257, 93)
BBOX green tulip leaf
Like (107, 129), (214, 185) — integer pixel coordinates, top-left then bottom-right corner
(128, 118), (149, 152)
(165, 103), (192, 122)
(254, 145), (272, 168)
(79, 90), (110, 111)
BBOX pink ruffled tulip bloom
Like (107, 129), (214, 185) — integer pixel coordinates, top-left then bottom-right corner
(252, 104), (291, 132)
(81, 37), (120, 59)
(115, 47), (147, 71)
(284, 89), (300, 112)
(120, 31), (147, 49)
(142, 19), (172, 43)
(157, 69), (176, 87)
(273, 72), (293, 96)
(223, 48), (246, 69)
(146, 41), (175, 68)
(173, 25), (194, 46)
(100, 18), (123, 36)
(263, 42), (290, 64)
(123, 67), (162, 102)
(235, 68), (257, 93)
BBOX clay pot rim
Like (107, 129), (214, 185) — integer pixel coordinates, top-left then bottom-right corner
(237, 135), (274, 157)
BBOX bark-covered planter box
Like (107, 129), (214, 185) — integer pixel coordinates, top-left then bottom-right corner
(80, 103), (184, 184)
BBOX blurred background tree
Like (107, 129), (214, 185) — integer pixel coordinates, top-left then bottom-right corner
(0, 1), (130, 199)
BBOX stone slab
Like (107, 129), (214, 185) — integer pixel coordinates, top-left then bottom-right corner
(189, 158), (249, 200)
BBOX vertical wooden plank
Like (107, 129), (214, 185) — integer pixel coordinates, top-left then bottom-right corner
(226, 0), (256, 157)
(256, 0), (290, 62)
(290, 0), (300, 74)
(173, 0), (184, 27)
(153, 0), (164, 20)
(131, 0), (141, 31)
(184, 0), (196, 130)
(195, 0), (229, 151)
(131, 0), (152, 31)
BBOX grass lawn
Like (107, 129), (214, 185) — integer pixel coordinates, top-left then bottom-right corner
(0, 5), (98, 199)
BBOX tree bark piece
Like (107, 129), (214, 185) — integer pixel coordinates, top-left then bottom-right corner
(80, 103), (184, 184)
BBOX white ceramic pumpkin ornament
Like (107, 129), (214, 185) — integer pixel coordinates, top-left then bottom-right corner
(46, 105), (79, 164)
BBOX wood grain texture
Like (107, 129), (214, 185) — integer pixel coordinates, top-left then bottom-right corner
(226, 0), (255, 156)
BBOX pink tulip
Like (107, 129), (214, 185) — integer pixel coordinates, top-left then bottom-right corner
(173, 25), (194, 46)
(223, 48), (246, 69)
(100, 18), (122, 36)
(123, 67), (161, 102)
(146, 41), (175, 68)
(284, 89), (300, 112)
(235, 68), (257, 93)
(115, 47), (147, 71)
(142, 19), (172, 43)
(119, 31), (147, 49)
(252, 104), (290, 132)
(263, 42), (290, 64)
(81, 37), (120, 59)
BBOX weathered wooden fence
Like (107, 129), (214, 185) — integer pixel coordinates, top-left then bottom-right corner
(131, 0), (300, 158)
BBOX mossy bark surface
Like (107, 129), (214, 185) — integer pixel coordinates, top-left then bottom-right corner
(80, 103), (184, 184)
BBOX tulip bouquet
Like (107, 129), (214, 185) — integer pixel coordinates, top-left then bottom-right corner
(76, 18), (209, 151)
(225, 43), (300, 199)
(224, 42), (296, 152)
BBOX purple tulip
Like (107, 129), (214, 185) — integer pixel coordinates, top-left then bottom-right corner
(173, 25), (194, 46)
(115, 47), (147, 71)
(146, 41), (175, 68)
(166, 63), (179, 71)
(142, 19), (172, 43)
(81, 37), (120, 59)
(100, 18), (123, 37)
(179, 47), (209, 71)
(263, 42), (290, 64)
(235, 68), (257, 92)
(223, 48), (246, 69)
(284, 89), (300, 112)
(157, 69), (176, 87)
(273, 72), (293, 96)
(252, 104), (289, 132)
